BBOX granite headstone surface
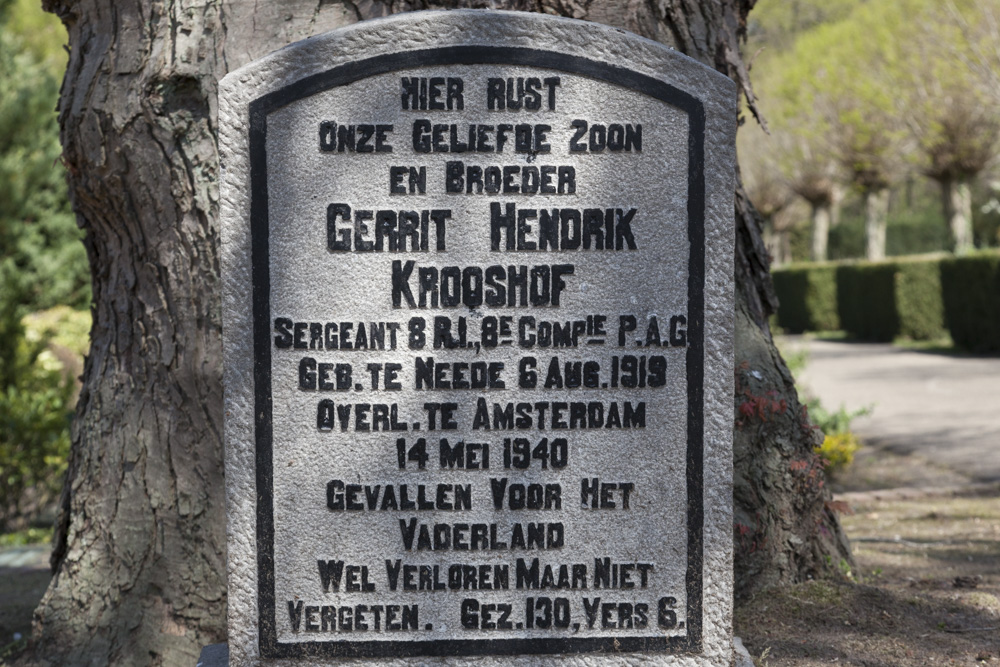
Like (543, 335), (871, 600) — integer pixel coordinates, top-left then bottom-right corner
(220, 10), (736, 665)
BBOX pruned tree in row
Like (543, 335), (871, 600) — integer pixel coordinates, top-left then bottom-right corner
(742, 0), (1000, 261)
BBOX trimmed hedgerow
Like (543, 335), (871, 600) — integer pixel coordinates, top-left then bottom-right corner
(772, 264), (839, 333)
(836, 262), (898, 342)
(894, 256), (946, 341)
(940, 252), (1000, 353)
(775, 254), (981, 345)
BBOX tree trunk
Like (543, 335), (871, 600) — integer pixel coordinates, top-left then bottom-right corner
(864, 186), (890, 260)
(942, 176), (974, 255)
(778, 228), (793, 266)
(761, 216), (791, 267)
(831, 183), (844, 227)
(810, 201), (832, 261)
(28, 1), (850, 664)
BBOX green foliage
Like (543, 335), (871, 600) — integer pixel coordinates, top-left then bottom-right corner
(836, 262), (899, 341)
(23, 305), (91, 358)
(761, 0), (912, 190)
(815, 432), (860, 473)
(772, 264), (839, 333)
(0, 525), (51, 547)
(0, 266), (73, 531)
(0, 0), (87, 534)
(886, 213), (953, 257)
(807, 399), (871, 437)
(0, 2), (89, 312)
(742, 0), (1000, 256)
(940, 251), (1000, 352)
(748, 0), (861, 51)
(790, 371), (870, 475)
(827, 216), (866, 260)
(807, 399), (869, 474)
(1, 0), (67, 74)
(892, 1), (1000, 183)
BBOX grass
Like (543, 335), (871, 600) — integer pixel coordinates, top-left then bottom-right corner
(0, 527), (51, 548)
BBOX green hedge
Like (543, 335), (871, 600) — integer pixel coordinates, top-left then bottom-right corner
(940, 253), (1000, 353)
(836, 258), (947, 342)
(772, 264), (839, 333)
(774, 256), (947, 342)
(836, 262), (899, 342)
(894, 258), (946, 341)
(775, 254), (1000, 349)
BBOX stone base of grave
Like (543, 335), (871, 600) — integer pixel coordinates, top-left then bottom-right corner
(733, 636), (755, 666)
(198, 641), (755, 666)
(197, 643), (228, 667)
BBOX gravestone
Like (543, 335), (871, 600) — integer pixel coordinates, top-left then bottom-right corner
(220, 10), (736, 665)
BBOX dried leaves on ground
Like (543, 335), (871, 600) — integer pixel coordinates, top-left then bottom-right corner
(738, 486), (1000, 666)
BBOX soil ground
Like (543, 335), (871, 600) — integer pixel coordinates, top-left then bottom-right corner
(737, 473), (1000, 666)
(0, 548), (48, 661)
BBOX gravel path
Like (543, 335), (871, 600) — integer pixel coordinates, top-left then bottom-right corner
(784, 337), (1000, 483)
(0, 545), (48, 571)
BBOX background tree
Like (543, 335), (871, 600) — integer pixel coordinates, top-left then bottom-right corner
(745, 0), (1000, 262)
(0, 0), (88, 312)
(0, 0), (86, 535)
(898, 0), (1000, 254)
(786, 150), (841, 262)
(25, 1), (851, 664)
(740, 118), (840, 263)
(746, 0), (860, 52)
(950, 0), (1000, 247)
(741, 159), (795, 265)
(745, 1), (902, 263)
(775, 6), (907, 261)
(740, 123), (794, 264)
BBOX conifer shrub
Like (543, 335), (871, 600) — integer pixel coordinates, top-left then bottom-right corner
(0, 268), (74, 531)
(776, 255), (948, 342)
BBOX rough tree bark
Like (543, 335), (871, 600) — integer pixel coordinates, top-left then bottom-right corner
(28, 1), (850, 664)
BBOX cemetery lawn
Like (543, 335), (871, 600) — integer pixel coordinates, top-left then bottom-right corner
(737, 472), (1000, 665)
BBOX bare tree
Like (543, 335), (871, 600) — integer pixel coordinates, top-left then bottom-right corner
(748, 172), (797, 266)
(27, 1), (851, 664)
